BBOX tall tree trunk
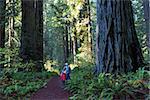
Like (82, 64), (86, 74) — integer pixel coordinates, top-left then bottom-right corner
(21, 0), (35, 60)
(21, 0), (43, 71)
(0, 0), (6, 70)
(8, 17), (14, 48)
(6, 0), (15, 68)
(35, 0), (43, 70)
(8, 12), (14, 67)
(66, 27), (69, 59)
(73, 31), (77, 63)
(95, 0), (143, 74)
(143, 0), (150, 54)
(68, 24), (73, 57)
(87, 0), (92, 53)
(7, 0), (14, 48)
(63, 25), (69, 63)
(69, 33), (73, 56)
(0, 0), (5, 48)
(78, 0), (92, 62)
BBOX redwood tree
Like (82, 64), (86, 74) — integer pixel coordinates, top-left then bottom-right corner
(0, 0), (5, 48)
(0, 0), (6, 70)
(95, 0), (143, 74)
(21, 0), (43, 70)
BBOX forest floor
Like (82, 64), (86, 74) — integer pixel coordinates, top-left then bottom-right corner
(30, 76), (71, 100)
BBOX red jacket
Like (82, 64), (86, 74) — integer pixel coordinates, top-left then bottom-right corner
(60, 73), (66, 81)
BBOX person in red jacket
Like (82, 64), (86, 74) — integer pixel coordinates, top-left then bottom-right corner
(64, 63), (71, 80)
(60, 67), (66, 84)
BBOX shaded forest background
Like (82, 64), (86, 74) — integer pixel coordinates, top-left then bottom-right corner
(0, 0), (149, 70)
(0, 0), (149, 99)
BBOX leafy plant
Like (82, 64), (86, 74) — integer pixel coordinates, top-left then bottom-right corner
(65, 66), (149, 100)
(0, 71), (57, 98)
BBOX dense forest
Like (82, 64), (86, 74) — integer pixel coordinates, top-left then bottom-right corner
(0, 0), (149, 99)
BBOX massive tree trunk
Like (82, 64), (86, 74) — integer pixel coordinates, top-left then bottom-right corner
(35, 0), (43, 70)
(0, 0), (6, 70)
(143, 0), (150, 53)
(95, 0), (143, 74)
(21, 0), (35, 60)
(21, 0), (43, 71)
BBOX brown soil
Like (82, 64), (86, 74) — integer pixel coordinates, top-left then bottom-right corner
(30, 76), (71, 100)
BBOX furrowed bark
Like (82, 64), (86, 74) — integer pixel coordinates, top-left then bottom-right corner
(96, 0), (143, 74)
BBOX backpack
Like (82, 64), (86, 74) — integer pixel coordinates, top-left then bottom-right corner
(68, 66), (71, 73)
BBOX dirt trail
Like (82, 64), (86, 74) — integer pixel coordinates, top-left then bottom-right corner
(30, 76), (70, 100)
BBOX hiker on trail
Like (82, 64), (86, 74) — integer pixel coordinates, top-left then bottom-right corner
(60, 63), (71, 82)
(64, 63), (71, 80)
(60, 67), (66, 83)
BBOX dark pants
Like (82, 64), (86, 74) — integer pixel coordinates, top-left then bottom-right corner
(66, 73), (70, 80)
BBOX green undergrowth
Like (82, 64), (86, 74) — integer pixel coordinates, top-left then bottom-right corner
(0, 71), (57, 99)
(65, 63), (150, 100)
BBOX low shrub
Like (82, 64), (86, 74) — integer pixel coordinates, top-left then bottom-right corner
(0, 71), (57, 99)
(65, 66), (149, 100)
